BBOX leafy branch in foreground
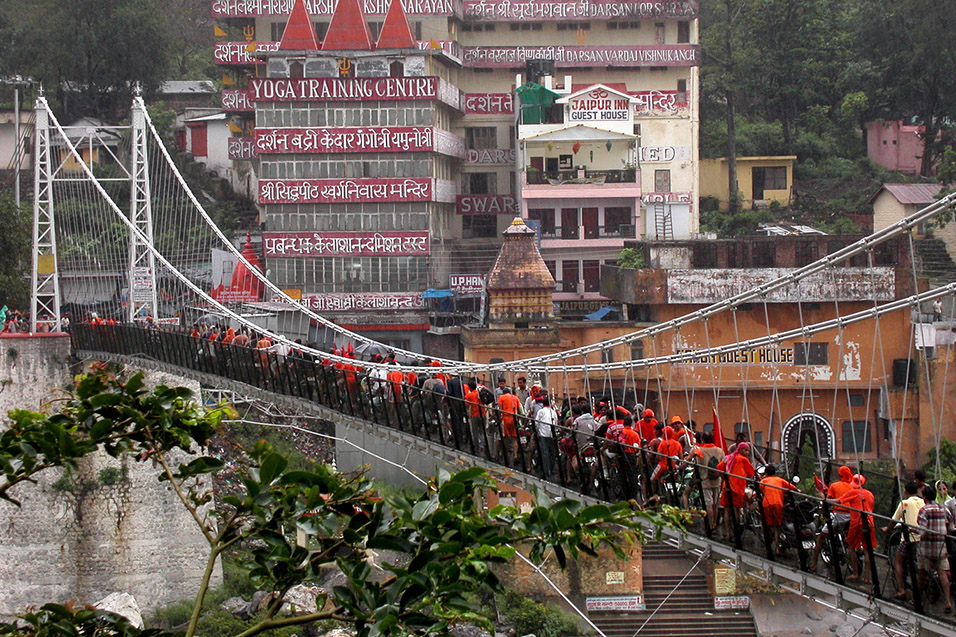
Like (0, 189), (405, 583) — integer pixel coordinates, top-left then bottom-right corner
(0, 371), (685, 637)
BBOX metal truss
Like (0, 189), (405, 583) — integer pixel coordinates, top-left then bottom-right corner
(127, 96), (158, 322)
(30, 100), (61, 332)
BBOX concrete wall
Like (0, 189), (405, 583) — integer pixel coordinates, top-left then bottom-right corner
(0, 337), (220, 618)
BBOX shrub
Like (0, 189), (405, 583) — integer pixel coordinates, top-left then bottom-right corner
(499, 589), (580, 637)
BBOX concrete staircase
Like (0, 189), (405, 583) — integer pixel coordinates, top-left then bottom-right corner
(915, 238), (956, 283)
(588, 543), (758, 637)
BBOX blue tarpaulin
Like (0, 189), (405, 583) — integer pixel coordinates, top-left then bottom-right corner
(584, 306), (615, 321)
(423, 288), (453, 298)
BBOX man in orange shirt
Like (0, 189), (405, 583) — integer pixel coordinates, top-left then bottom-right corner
(835, 474), (876, 583)
(717, 443), (756, 540)
(811, 465), (853, 572)
(496, 387), (522, 465)
(760, 465), (797, 555)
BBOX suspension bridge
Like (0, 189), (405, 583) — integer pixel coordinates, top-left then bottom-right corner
(25, 95), (956, 636)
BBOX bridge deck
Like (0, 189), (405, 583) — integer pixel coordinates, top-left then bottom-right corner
(71, 324), (956, 637)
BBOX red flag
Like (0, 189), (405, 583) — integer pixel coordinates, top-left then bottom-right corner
(814, 475), (827, 493)
(712, 407), (729, 454)
(346, 341), (354, 355)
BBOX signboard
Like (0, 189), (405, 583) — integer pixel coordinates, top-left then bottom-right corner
(214, 41), (279, 65)
(213, 289), (261, 303)
(675, 347), (795, 366)
(221, 89), (254, 111)
(462, 45), (699, 68)
(134, 316), (181, 325)
(556, 300), (606, 315)
(456, 195), (517, 215)
(642, 191), (692, 204)
(633, 90), (688, 112)
(464, 93), (514, 114)
(467, 148), (516, 164)
(291, 293), (426, 312)
(567, 87), (632, 122)
(212, 0), (456, 17)
(132, 267), (153, 290)
(713, 566), (735, 595)
(605, 571), (625, 585)
(450, 274), (485, 297)
(248, 77), (439, 102)
(254, 126), (464, 157)
(463, 0), (698, 20)
(640, 146), (691, 162)
(585, 596), (645, 612)
(714, 596), (750, 610)
(415, 40), (464, 65)
(228, 137), (258, 160)
(263, 232), (430, 258)
(259, 178), (433, 204)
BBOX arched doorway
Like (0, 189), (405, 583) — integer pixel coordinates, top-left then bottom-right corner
(781, 413), (835, 472)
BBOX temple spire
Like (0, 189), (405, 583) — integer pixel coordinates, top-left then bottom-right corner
(322, 0), (374, 50)
(376, 0), (415, 49)
(279, 0), (320, 50)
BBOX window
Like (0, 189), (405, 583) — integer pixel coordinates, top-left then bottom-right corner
(528, 208), (556, 235)
(692, 243), (716, 268)
(601, 348), (614, 364)
(726, 243), (748, 268)
(630, 340), (644, 360)
(874, 239), (897, 266)
(677, 79), (687, 103)
(828, 239), (868, 267)
(468, 172), (497, 195)
(583, 260), (600, 292)
(544, 260), (557, 278)
(848, 394), (865, 407)
(794, 342), (828, 366)
(389, 60), (405, 77)
(289, 61), (304, 78)
(368, 21), (383, 40)
(655, 22), (665, 43)
(558, 22), (590, 30)
(462, 23), (495, 31)
(560, 260), (579, 293)
(466, 127), (497, 150)
(462, 214), (497, 238)
(677, 20), (690, 43)
(654, 169), (671, 192)
(604, 207), (631, 235)
(752, 242), (776, 267)
(763, 166), (787, 190)
(510, 22), (542, 30)
(795, 240), (818, 267)
(608, 21), (641, 29)
(842, 421), (872, 453)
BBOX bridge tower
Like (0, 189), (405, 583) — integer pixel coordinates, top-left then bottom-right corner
(30, 97), (61, 332)
(127, 94), (158, 321)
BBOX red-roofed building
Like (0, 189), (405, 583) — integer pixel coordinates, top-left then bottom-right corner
(279, 0), (320, 50)
(375, 0), (415, 49)
(322, 0), (373, 50)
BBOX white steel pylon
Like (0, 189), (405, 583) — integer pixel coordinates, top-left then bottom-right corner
(127, 95), (158, 321)
(30, 99), (61, 332)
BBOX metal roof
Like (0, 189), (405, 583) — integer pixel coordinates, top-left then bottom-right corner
(873, 183), (944, 205)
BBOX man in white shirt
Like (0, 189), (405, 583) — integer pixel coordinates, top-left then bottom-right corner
(535, 396), (558, 480)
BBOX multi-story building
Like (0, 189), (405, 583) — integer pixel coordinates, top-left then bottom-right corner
(211, 0), (700, 350)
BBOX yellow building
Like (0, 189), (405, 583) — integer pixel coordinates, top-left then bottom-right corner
(700, 155), (796, 211)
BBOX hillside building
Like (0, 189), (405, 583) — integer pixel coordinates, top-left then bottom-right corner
(211, 0), (700, 349)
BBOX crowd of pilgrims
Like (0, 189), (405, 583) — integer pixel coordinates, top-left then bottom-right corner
(64, 319), (956, 610)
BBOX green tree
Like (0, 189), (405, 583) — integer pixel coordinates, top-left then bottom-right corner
(854, 0), (956, 176)
(5, 0), (172, 120)
(0, 194), (30, 310)
(0, 372), (682, 637)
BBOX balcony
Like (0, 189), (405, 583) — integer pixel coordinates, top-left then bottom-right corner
(540, 224), (636, 241)
(526, 168), (637, 185)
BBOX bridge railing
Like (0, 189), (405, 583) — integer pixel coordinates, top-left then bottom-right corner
(71, 323), (956, 623)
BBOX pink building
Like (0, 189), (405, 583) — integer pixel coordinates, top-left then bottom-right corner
(865, 120), (932, 175)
